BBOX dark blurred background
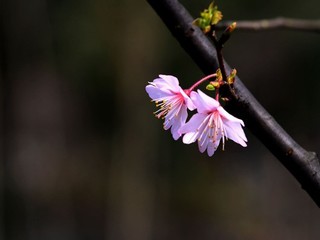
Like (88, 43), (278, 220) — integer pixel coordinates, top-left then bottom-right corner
(1, 0), (320, 239)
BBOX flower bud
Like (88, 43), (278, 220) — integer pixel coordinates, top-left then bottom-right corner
(218, 22), (237, 47)
(206, 83), (215, 91)
(227, 68), (237, 84)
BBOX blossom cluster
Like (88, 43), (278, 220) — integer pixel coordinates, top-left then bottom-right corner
(146, 74), (247, 157)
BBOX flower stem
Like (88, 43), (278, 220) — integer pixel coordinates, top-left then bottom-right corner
(187, 73), (217, 93)
(215, 92), (220, 101)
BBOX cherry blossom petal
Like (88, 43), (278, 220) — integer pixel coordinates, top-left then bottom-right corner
(146, 75), (195, 140)
(170, 104), (188, 140)
(145, 84), (171, 100)
(158, 74), (180, 91)
(218, 106), (245, 125)
(191, 90), (219, 113)
(206, 133), (222, 156)
(180, 90), (247, 156)
(180, 113), (207, 144)
(180, 89), (196, 111)
(223, 121), (247, 147)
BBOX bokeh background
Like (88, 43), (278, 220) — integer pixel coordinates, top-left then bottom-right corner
(1, 0), (320, 239)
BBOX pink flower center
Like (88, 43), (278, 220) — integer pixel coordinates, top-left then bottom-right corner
(153, 94), (184, 120)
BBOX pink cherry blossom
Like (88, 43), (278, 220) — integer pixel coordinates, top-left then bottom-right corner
(145, 74), (195, 140)
(179, 89), (247, 156)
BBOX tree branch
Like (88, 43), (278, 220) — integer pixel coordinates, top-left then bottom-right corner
(217, 18), (320, 33)
(147, 0), (320, 207)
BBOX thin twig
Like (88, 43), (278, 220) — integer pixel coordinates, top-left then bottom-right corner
(216, 17), (320, 33)
(211, 34), (227, 81)
(147, 0), (320, 207)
